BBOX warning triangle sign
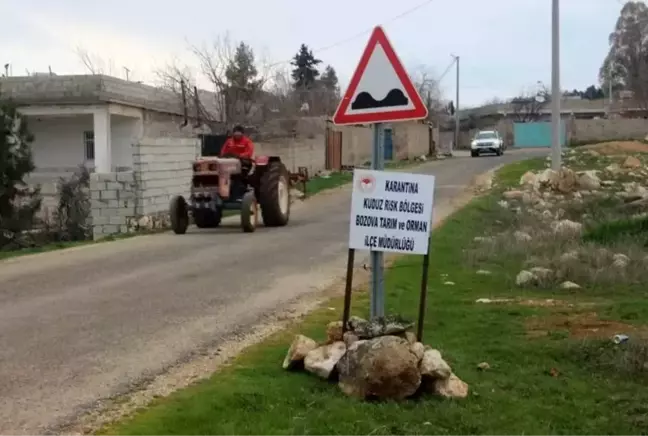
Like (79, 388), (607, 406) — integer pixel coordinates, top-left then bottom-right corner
(333, 26), (428, 125)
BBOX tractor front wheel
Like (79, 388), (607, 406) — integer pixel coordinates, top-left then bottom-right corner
(170, 195), (189, 235)
(259, 161), (290, 227)
(193, 209), (221, 228)
(240, 192), (258, 233)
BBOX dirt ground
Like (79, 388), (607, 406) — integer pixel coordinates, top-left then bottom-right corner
(526, 311), (648, 340)
(581, 140), (648, 155)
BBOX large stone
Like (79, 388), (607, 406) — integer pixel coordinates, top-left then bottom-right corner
(514, 231), (532, 242)
(612, 253), (630, 268)
(283, 335), (318, 370)
(556, 168), (579, 193)
(337, 336), (421, 400)
(326, 321), (344, 344)
(605, 163), (623, 175)
(623, 156), (642, 169)
(578, 171), (601, 190)
(419, 348), (452, 380)
(343, 331), (360, 347)
(304, 341), (347, 379)
(503, 190), (524, 200)
(520, 171), (538, 187)
(530, 267), (554, 281)
(516, 270), (537, 287)
(432, 373), (469, 399)
(347, 315), (414, 339)
(551, 219), (583, 236)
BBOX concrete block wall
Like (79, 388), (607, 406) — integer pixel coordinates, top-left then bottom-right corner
(392, 122), (431, 159)
(569, 118), (648, 142)
(256, 135), (327, 174)
(90, 172), (137, 240)
(338, 125), (373, 166)
(133, 137), (199, 217)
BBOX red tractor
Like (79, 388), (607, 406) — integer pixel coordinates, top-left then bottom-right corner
(169, 155), (291, 234)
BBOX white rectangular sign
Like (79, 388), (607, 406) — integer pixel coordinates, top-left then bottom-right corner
(349, 169), (435, 255)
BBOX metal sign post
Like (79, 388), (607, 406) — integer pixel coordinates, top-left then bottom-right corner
(370, 123), (385, 318)
(332, 26), (429, 320)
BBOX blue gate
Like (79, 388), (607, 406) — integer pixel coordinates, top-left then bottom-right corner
(383, 128), (394, 160)
(513, 122), (566, 148)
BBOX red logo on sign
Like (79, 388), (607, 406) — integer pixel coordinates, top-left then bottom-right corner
(357, 175), (376, 193)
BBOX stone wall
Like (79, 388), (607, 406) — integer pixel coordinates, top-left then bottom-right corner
(569, 118), (648, 142)
(133, 137), (199, 217)
(89, 172), (137, 240)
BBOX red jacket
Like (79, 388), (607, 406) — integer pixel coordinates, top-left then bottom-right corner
(221, 136), (254, 159)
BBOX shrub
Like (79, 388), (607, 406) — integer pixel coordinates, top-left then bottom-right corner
(53, 166), (91, 242)
(0, 96), (42, 250)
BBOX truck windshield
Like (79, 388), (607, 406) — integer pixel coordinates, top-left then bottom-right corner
(475, 132), (497, 140)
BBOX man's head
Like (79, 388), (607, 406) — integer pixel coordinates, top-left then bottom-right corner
(232, 125), (244, 140)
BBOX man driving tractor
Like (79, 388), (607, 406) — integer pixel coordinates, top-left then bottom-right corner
(220, 125), (254, 160)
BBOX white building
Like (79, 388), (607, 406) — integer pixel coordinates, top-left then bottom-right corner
(1, 74), (223, 222)
(1, 74), (221, 175)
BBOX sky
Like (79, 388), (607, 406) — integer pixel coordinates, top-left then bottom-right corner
(1, 0), (627, 107)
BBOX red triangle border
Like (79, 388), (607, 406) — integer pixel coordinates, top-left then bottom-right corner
(333, 26), (428, 125)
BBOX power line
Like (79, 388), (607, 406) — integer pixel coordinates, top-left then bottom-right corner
(436, 58), (457, 83)
(268, 0), (435, 68)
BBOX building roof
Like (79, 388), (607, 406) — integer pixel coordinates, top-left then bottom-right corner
(0, 74), (222, 120)
(459, 97), (642, 120)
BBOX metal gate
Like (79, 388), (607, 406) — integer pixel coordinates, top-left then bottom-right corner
(383, 128), (394, 160)
(513, 122), (565, 148)
(325, 129), (342, 170)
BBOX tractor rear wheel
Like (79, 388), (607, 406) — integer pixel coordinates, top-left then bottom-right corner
(259, 161), (290, 227)
(240, 191), (258, 233)
(193, 209), (221, 228)
(170, 195), (189, 235)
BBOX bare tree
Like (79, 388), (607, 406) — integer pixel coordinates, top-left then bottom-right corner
(156, 33), (273, 125)
(410, 64), (445, 119)
(510, 83), (550, 122)
(75, 46), (117, 76)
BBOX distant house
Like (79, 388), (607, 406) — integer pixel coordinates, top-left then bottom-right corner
(0, 74), (222, 176)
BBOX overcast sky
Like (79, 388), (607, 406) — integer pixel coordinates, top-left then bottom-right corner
(2, 0), (624, 107)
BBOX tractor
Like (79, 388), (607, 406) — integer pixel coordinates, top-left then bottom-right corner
(169, 154), (291, 234)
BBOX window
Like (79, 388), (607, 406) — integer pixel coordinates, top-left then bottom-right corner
(475, 131), (497, 140)
(84, 131), (95, 160)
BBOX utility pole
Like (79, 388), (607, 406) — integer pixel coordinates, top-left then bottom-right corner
(453, 55), (460, 156)
(550, 0), (562, 170)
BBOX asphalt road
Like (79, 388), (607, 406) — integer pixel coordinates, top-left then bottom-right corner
(0, 149), (544, 434)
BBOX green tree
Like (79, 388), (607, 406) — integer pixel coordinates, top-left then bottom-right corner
(318, 65), (340, 114)
(290, 44), (322, 90)
(0, 95), (41, 249)
(224, 42), (263, 122)
(600, 1), (648, 107)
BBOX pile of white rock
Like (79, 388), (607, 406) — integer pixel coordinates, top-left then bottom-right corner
(283, 316), (469, 401)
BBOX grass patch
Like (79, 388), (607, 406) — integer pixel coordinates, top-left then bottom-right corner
(0, 239), (93, 261)
(104, 157), (648, 435)
(302, 159), (424, 196)
(494, 157), (545, 187)
(584, 216), (648, 246)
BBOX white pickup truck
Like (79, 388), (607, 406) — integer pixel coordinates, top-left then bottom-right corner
(470, 130), (505, 157)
